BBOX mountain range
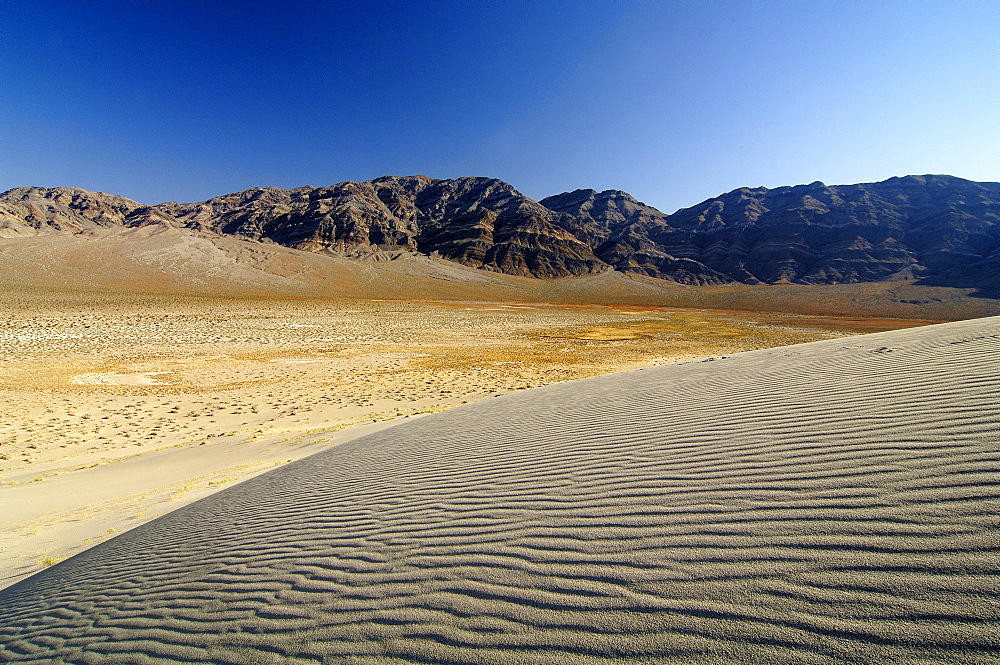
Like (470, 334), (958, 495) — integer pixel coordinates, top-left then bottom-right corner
(2, 174), (998, 293)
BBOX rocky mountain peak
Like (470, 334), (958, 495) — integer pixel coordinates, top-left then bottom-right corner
(0, 186), (148, 236)
(2, 175), (998, 292)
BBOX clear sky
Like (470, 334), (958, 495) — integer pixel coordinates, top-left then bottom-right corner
(2, 0), (998, 213)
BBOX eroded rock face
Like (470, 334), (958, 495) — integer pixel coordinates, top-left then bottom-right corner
(540, 188), (731, 285)
(0, 187), (147, 236)
(670, 176), (1000, 288)
(543, 175), (1000, 289)
(158, 176), (605, 277)
(409, 177), (603, 277)
(3, 174), (998, 288)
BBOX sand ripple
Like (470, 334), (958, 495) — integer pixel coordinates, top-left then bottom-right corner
(2, 317), (999, 663)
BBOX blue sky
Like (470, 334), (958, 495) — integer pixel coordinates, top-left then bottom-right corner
(2, 0), (998, 212)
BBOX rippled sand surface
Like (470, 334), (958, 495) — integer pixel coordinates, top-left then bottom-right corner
(3, 290), (894, 588)
(2, 316), (997, 663)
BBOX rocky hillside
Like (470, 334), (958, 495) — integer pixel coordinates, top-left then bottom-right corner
(2, 174), (998, 290)
(155, 176), (604, 277)
(0, 187), (173, 234)
(541, 175), (1000, 289)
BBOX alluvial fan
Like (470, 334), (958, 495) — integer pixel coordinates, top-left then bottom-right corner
(1, 317), (999, 664)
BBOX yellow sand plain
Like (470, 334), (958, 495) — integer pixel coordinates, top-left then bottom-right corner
(0, 288), (929, 588)
(1, 313), (996, 663)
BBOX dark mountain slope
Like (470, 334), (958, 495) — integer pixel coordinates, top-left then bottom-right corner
(658, 175), (1000, 286)
(2, 174), (998, 291)
(156, 176), (605, 277)
(543, 175), (1000, 290)
(540, 188), (732, 285)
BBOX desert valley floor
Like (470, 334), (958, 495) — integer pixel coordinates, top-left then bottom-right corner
(1, 304), (997, 663)
(0, 287), (928, 589)
(1, 227), (998, 663)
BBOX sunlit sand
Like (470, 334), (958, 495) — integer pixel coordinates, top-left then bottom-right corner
(70, 371), (174, 385)
(0, 287), (926, 589)
(1, 315), (996, 663)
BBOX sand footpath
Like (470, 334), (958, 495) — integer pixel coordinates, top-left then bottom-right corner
(1, 315), (997, 663)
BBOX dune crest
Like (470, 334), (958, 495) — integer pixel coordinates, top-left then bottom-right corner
(1, 317), (998, 663)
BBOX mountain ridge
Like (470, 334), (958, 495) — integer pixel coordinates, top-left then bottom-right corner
(2, 174), (998, 292)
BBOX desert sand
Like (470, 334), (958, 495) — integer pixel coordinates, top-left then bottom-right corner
(1, 315), (997, 663)
(1, 287), (921, 589)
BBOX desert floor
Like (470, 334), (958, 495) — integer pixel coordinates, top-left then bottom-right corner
(0, 288), (932, 588)
(2, 313), (996, 663)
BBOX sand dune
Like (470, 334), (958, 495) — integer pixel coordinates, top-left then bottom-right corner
(1, 317), (999, 663)
(4, 289), (913, 588)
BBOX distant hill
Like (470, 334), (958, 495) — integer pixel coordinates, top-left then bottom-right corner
(2, 174), (998, 293)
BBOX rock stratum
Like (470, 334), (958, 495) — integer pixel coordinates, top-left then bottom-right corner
(2, 174), (998, 291)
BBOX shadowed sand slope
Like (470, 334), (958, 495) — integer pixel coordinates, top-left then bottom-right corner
(1, 318), (999, 664)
